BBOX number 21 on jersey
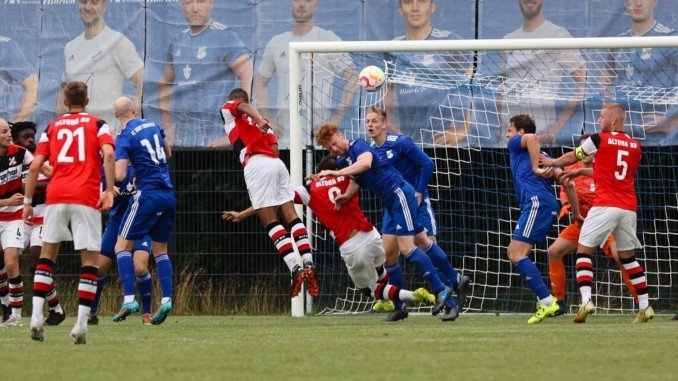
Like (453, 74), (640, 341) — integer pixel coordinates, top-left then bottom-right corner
(57, 127), (85, 163)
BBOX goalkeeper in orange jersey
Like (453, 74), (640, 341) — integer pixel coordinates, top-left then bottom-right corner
(546, 134), (639, 318)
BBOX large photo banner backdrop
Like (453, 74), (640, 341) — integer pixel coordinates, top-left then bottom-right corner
(0, 0), (675, 148)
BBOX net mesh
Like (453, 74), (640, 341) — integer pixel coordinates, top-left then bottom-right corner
(294, 44), (678, 315)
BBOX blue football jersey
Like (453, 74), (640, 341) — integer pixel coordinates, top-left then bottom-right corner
(613, 22), (677, 89)
(101, 164), (135, 221)
(507, 135), (555, 206)
(0, 35), (33, 120)
(166, 21), (250, 145)
(372, 133), (434, 196)
(386, 29), (472, 145)
(115, 118), (173, 191)
(336, 138), (403, 200)
(610, 22), (678, 145)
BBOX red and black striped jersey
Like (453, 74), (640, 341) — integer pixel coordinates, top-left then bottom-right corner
(0, 144), (32, 221)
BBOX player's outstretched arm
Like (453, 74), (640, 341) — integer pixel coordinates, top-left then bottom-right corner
(223, 207), (255, 223)
(560, 178), (583, 224)
(236, 102), (269, 131)
(319, 152), (372, 178)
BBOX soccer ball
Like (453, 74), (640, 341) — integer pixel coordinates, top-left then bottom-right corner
(359, 65), (385, 92)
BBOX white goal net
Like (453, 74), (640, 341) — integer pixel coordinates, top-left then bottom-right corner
(288, 37), (678, 316)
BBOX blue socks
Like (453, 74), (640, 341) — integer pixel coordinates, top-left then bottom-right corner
(90, 276), (105, 316)
(155, 254), (173, 300)
(116, 251), (136, 297)
(514, 257), (551, 300)
(406, 247), (446, 293)
(385, 262), (405, 311)
(424, 242), (459, 289)
(136, 272), (153, 314)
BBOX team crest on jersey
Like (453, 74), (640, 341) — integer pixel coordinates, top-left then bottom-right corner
(589, 183), (596, 192)
(640, 48), (652, 60)
(386, 149), (393, 159)
(197, 47), (207, 60)
(183, 64), (192, 80)
(8, 157), (16, 166)
(346, 157), (353, 165)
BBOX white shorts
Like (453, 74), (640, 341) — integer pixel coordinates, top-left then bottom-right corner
(339, 227), (386, 290)
(24, 224), (43, 248)
(0, 220), (26, 250)
(42, 204), (101, 251)
(579, 206), (642, 251)
(244, 154), (294, 209)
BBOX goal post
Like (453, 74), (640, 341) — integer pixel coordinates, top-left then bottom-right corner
(288, 36), (678, 316)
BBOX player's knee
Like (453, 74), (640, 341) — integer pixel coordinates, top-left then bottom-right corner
(134, 262), (148, 276)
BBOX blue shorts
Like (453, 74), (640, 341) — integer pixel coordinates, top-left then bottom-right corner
(418, 196), (437, 236)
(512, 195), (560, 245)
(119, 189), (176, 243)
(101, 215), (152, 261)
(381, 182), (426, 237)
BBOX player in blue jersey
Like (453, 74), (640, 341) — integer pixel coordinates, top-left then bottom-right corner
(113, 97), (176, 325)
(88, 164), (155, 325)
(505, 114), (561, 324)
(0, 35), (38, 122)
(314, 122), (453, 318)
(604, 0), (677, 145)
(159, 0), (254, 148)
(384, 0), (472, 146)
(365, 107), (471, 322)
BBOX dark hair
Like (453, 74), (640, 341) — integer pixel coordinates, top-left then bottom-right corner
(316, 154), (339, 171)
(10, 121), (37, 140)
(64, 81), (88, 107)
(228, 88), (249, 103)
(509, 114), (536, 134)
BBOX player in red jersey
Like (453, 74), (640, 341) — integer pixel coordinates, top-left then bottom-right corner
(0, 118), (34, 327)
(541, 103), (653, 323)
(547, 135), (639, 315)
(219, 88), (318, 298)
(23, 81), (116, 343)
(7, 121), (67, 327)
(223, 154), (435, 309)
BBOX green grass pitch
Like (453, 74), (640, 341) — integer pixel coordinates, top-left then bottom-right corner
(3, 314), (676, 381)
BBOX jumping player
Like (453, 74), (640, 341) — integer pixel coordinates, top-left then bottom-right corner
(220, 88), (319, 298)
(224, 155), (437, 312)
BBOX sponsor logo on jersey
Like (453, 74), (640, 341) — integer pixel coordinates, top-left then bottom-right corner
(183, 64), (191, 80)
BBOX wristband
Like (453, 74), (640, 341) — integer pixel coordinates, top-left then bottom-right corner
(23, 197), (32, 205)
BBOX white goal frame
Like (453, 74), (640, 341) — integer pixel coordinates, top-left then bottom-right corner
(287, 36), (678, 316)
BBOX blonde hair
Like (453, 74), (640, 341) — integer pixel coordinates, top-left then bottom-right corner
(602, 103), (627, 125)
